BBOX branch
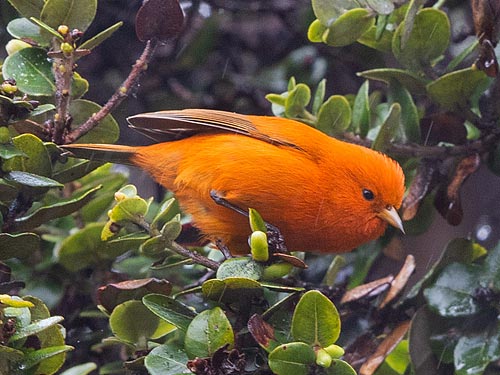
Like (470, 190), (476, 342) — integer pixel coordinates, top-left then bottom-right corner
(169, 241), (220, 271)
(342, 127), (500, 159)
(50, 41), (75, 144)
(64, 40), (158, 143)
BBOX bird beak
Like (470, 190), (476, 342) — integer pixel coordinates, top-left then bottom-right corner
(377, 206), (405, 234)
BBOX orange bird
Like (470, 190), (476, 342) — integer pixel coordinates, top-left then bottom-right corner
(65, 109), (405, 254)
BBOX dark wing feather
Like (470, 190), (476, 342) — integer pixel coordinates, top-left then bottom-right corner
(127, 109), (299, 148)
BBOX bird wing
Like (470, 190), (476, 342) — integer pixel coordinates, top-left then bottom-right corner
(127, 109), (300, 149)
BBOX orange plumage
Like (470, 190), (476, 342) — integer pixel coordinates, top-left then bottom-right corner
(65, 109), (405, 254)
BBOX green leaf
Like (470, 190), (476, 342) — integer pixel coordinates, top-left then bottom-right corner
(79, 21), (124, 50)
(404, 239), (475, 303)
(316, 95), (352, 136)
(0, 143), (26, 160)
(52, 160), (103, 184)
(7, 18), (50, 46)
(40, 0), (97, 32)
(285, 83), (311, 118)
(0, 345), (24, 362)
(326, 359), (357, 374)
(426, 68), (489, 111)
(249, 208), (267, 233)
(59, 363), (98, 375)
(184, 307), (234, 358)
(388, 80), (420, 143)
(423, 263), (482, 317)
(311, 0), (358, 27)
(312, 79), (326, 115)
(400, 0), (424, 48)
(142, 294), (196, 332)
(11, 185), (101, 232)
(367, 0), (394, 15)
(108, 196), (148, 224)
(2, 133), (52, 176)
(70, 99), (119, 144)
(2, 47), (55, 96)
(322, 256), (346, 286)
(151, 198), (179, 231)
(140, 235), (167, 259)
(454, 324), (500, 375)
(291, 290), (341, 347)
(308, 19), (327, 43)
(6, 171), (63, 188)
(348, 241), (382, 288)
(357, 24), (393, 53)
(4, 300), (32, 327)
(392, 8), (450, 71)
(266, 93), (287, 107)
(31, 103), (55, 117)
(20, 345), (73, 370)
(352, 80), (370, 137)
(216, 257), (264, 280)
(409, 307), (448, 375)
(0, 296), (34, 308)
(268, 342), (316, 375)
(71, 72), (89, 98)
(9, 316), (64, 342)
(384, 340), (410, 374)
(322, 8), (375, 47)
(23, 296), (67, 375)
(6, 0), (44, 19)
(145, 343), (190, 375)
(372, 103), (401, 152)
(0, 232), (40, 260)
(28, 16), (63, 40)
(57, 223), (143, 271)
(109, 300), (163, 346)
(358, 68), (428, 95)
(160, 215), (182, 244)
(202, 277), (264, 304)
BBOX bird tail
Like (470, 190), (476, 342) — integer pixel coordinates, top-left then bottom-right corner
(62, 143), (138, 165)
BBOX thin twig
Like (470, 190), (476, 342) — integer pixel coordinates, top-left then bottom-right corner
(64, 39), (158, 143)
(169, 241), (220, 271)
(51, 41), (74, 144)
(342, 127), (500, 159)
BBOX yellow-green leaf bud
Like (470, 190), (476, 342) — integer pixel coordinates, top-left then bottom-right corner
(250, 230), (269, 262)
(324, 344), (345, 359)
(58, 25), (69, 36)
(315, 348), (332, 368)
(1, 82), (17, 95)
(60, 42), (74, 56)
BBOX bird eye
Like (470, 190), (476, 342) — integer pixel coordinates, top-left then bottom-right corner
(362, 189), (374, 201)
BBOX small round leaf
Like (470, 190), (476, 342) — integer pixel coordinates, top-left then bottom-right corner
(268, 342), (316, 375)
(109, 300), (162, 345)
(322, 8), (375, 47)
(3, 47), (55, 96)
(291, 290), (341, 347)
(40, 0), (97, 33)
(392, 8), (450, 71)
(184, 307), (234, 358)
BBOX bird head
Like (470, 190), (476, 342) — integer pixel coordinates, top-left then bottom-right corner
(329, 145), (406, 241)
(351, 149), (405, 234)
